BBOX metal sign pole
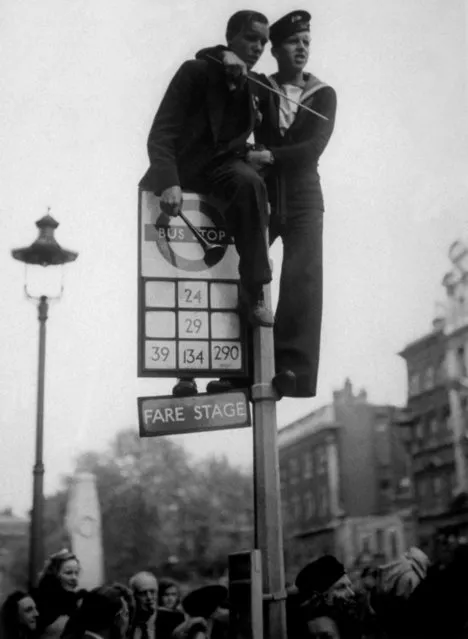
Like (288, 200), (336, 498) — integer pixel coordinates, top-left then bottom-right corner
(251, 286), (287, 639)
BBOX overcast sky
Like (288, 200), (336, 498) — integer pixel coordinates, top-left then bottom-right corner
(1, 0), (468, 516)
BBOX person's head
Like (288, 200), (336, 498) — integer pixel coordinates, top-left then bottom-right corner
(158, 578), (180, 611)
(360, 566), (378, 593)
(270, 11), (311, 75)
(38, 549), (81, 593)
(77, 586), (129, 639)
(1, 591), (39, 638)
(129, 572), (158, 618)
(306, 615), (341, 639)
(182, 585), (228, 619)
(225, 11), (269, 70)
(111, 584), (135, 638)
(296, 556), (355, 607)
(327, 574), (355, 605)
(303, 601), (353, 639)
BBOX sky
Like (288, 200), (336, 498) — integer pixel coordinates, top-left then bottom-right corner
(1, 0), (468, 516)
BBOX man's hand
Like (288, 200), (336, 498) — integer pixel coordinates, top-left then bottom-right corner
(246, 149), (274, 173)
(160, 185), (183, 217)
(222, 50), (247, 90)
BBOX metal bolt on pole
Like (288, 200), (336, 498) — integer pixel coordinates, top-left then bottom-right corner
(251, 285), (287, 639)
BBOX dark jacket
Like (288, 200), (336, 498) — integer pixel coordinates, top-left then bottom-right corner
(156, 608), (185, 639)
(33, 585), (85, 635)
(194, 47), (337, 213)
(131, 608), (185, 639)
(139, 59), (261, 196)
(255, 72), (337, 215)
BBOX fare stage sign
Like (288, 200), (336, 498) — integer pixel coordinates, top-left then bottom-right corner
(138, 190), (249, 378)
(138, 390), (251, 437)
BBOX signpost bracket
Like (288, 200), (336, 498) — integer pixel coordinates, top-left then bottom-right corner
(251, 382), (276, 401)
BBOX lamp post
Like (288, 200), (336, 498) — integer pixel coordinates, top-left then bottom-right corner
(12, 213), (78, 587)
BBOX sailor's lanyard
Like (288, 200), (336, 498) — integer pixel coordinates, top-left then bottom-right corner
(207, 54), (329, 122)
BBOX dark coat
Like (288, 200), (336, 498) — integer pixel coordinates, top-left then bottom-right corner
(255, 72), (337, 215)
(131, 608), (185, 639)
(256, 73), (336, 397)
(139, 60), (260, 196)
(156, 608), (185, 639)
(33, 585), (85, 635)
(194, 48), (337, 214)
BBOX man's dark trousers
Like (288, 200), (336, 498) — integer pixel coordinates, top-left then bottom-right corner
(206, 158), (271, 293)
(270, 198), (323, 398)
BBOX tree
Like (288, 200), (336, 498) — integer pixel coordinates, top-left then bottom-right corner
(7, 429), (254, 587)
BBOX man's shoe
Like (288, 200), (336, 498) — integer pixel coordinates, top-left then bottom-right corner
(206, 378), (251, 394)
(206, 379), (236, 394)
(172, 378), (198, 398)
(272, 370), (297, 399)
(239, 288), (274, 327)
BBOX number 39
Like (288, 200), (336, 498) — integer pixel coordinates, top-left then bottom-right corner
(151, 346), (170, 362)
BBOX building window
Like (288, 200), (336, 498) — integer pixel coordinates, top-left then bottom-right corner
(304, 490), (316, 519)
(424, 366), (435, 390)
(461, 394), (468, 415)
(428, 415), (438, 440)
(433, 476), (442, 498)
(360, 534), (372, 555)
(289, 458), (299, 485)
(376, 421), (387, 433)
(304, 451), (314, 479)
(317, 447), (327, 474)
(375, 528), (384, 555)
(435, 359), (446, 385)
(457, 346), (467, 377)
(409, 372), (420, 396)
(439, 405), (450, 431)
(389, 529), (400, 560)
(417, 478), (427, 502)
(318, 487), (328, 517)
(291, 495), (301, 522)
(380, 478), (391, 492)
(450, 470), (457, 494)
(415, 420), (424, 441)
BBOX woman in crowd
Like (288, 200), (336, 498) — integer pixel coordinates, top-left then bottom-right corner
(158, 579), (182, 613)
(33, 549), (85, 639)
(1, 590), (39, 639)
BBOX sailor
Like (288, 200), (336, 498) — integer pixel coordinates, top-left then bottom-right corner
(197, 11), (337, 398)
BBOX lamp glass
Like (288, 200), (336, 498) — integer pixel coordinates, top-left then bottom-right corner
(25, 263), (64, 299)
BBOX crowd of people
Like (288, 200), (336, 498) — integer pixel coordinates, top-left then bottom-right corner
(3, 542), (468, 639)
(0, 549), (229, 639)
(286, 544), (468, 639)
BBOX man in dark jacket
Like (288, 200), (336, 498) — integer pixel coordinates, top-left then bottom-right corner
(197, 11), (337, 398)
(140, 10), (277, 398)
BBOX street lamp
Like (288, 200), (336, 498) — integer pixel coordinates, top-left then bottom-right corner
(11, 213), (78, 587)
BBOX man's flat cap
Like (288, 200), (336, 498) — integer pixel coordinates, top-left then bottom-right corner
(270, 10), (311, 47)
(295, 555), (345, 597)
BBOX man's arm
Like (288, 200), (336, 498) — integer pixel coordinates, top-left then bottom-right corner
(267, 87), (337, 169)
(146, 60), (204, 194)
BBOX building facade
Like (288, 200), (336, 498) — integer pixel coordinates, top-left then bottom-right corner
(399, 241), (468, 556)
(278, 380), (414, 581)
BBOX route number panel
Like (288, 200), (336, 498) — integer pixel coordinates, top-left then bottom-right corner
(139, 278), (248, 377)
(138, 190), (248, 378)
